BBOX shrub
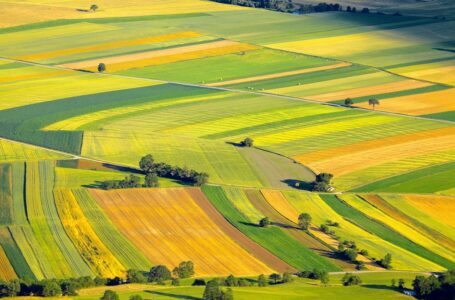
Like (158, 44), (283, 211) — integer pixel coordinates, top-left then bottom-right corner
(342, 273), (362, 286)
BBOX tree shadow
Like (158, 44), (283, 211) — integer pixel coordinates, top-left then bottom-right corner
(362, 284), (397, 291)
(281, 179), (312, 191)
(271, 221), (299, 230)
(226, 141), (243, 147)
(239, 221), (261, 227)
(145, 290), (202, 300)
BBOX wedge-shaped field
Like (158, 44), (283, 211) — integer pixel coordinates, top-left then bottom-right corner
(0, 227), (35, 280)
(54, 188), (125, 278)
(91, 187), (273, 276)
(0, 245), (16, 280)
(203, 186), (340, 272)
(0, 138), (69, 163)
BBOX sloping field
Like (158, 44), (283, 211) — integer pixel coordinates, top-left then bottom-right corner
(402, 194), (455, 229)
(203, 185), (340, 272)
(61, 40), (258, 72)
(91, 187), (273, 276)
(0, 245), (17, 280)
(0, 138), (69, 162)
(389, 59), (455, 86)
(54, 188), (125, 278)
(0, 227), (35, 279)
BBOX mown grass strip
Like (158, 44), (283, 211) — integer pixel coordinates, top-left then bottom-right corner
(320, 194), (455, 269)
(0, 227), (35, 279)
(203, 185), (339, 271)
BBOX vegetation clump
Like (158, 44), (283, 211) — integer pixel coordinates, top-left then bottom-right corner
(413, 270), (455, 300)
(342, 273), (362, 286)
(311, 172), (334, 192)
(259, 216), (271, 227)
(240, 137), (254, 147)
(298, 213), (312, 230)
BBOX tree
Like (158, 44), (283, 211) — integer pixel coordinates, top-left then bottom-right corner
(6, 279), (20, 297)
(413, 275), (441, 298)
(311, 181), (329, 192)
(269, 273), (281, 284)
(129, 295), (143, 300)
(391, 279), (396, 288)
(42, 281), (62, 297)
(127, 269), (147, 283)
(320, 272), (329, 286)
(193, 172), (209, 186)
(149, 265), (172, 283)
(240, 137), (254, 147)
(90, 4), (99, 11)
(398, 279), (405, 290)
(316, 173), (333, 184)
(257, 274), (268, 287)
(221, 287), (233, 300)
(173, 261), (195, 279)
(282, 271), (293, 283)
(342, 273), (362, 286)
(144, 173), (159, 187)
(139, 154), (155, 173)
(368, 98), (380, 110)
(100, 290), (119, 300)
(344, 98), (353, 106)
(379, 253), (392, 269)
(171, 278), (180, 286)
(60, 280), (80, 296)
(298, 213), (312, 230)
(203, 279), (222, 300)
(98, 63), (106, 73)
(259, 217), (271, 227)
(361, 7), (370, 13)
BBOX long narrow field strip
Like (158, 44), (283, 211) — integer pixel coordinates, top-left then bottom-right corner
(342, 194), (455, 263)
(54, 188), (125, 278)
(390, 59), (455, 86)
(0, 138), (69, 162)
(203, 185), (339, 272)
(294, 126), (455, 166)
(355, 88), (455, 116)
(402, 194), (455, 229)
(0, 164), (13, 225)
(15, 31), (202, 61)
(0, 245), (17, 280)
(61, 40), (258, 72)
(74, 188), (152, 271)
(206, 62), (351, 87)
(91, 187), (273, 276)
(0, 70), (68, 83)
(0, 227), (35, 279)
(361, 194), (455, 252)
(307, 80), (432, 102)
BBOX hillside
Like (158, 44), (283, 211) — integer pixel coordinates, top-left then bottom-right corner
(0, 1), (454, 299)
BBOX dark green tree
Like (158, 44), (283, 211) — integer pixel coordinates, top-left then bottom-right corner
(60, 280), (80, 296)
(344, 98), (354, 106)
(398, 278), (405, 290)
(341, 273), (362, 286)
(193, 172), (209, 186)
(257, 274), (268, 287)
(320, 272), (329, 286)
(42, 280), (62, 297)
(221, 287), (233, 300)
(90, 4), (99, 11)
(126, 269), (147, 283)
(240, 137), (254, 147)
(259, 217), (271, 227)
(100, 290), (119, 300)
(173, 261), (195, 279)
(298, 213), (312, 230)
(203, 279), (222, 300)
(144, 173), (159, 187)
(6, 279), (21, 297)
(269, 273), (281, 284)
(149, 265), (172, 283)
(98, 63), (106, 73)
(171, 278), (180, 286)
(379, 253), (392, 269)
(139, 154), (155, 173)
(129, 295), (143, 300)
(282, 271), (293, 283)
(368, 98), (380, 110)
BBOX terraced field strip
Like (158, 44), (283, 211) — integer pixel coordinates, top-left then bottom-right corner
(249, 189), (351, 270)
(0, 164), (13, 225)
(54, 188), (125, 278)
(0, 245), (17, 280)
(91, 187), (272, 276)
(0, 70), (67, 83)
(355, 88), (455, 116)
(0, 227), (35, 279)
(190, 188), (289, 273)
(74, 188), (152, 271)
(25, 161), (75, 278)
(0, 138), (69, 162)
(10, 163), (26, 226)
(295, 126), (455, 166)
(324, 194), (453, 270)
(61, 40), (258, 72)
(361, 194), (455, 253)
(203, 185), (339, 271)
(308, 79), (432, 102)
(206, 62), (351, 87)
(403, 194), (455, 229)
(15, 31), (202, 61)
(343, 194), (455, 264)
(390, 59), (455, 86)
(261, 189), (343, 253)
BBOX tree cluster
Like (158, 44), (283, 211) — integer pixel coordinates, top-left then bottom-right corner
(298, 269), (329, 285)
(342, 273), (362, 286)
(101, 174), (142, 190)
(140, 154), (209, 186)
(378, 253), (392, 269)
(211, 0), (294, 13)
(298, 2), (341, 14)
(337, 240), (358, 263)
(203, 280), (233, 300)
(311, 172), (333, 192)
(413, 270), (455, 300)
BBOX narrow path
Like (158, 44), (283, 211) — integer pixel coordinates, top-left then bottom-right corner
(1, 56), (454, 125)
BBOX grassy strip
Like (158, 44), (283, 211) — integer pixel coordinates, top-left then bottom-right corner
(0, 227), (35, 280)
(0, 164), (13, 225)
(75, 188), (152, 270)
(423, 110), (455, 122)
(351, 161), (455, 193)
(202, 185), (339, 271)
(320, 194), (455, 269)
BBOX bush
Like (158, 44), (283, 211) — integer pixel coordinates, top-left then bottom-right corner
(98, 63), (106, 72)
(173, 261), (195, 279)
(100, 290), (119, 300)
(126, 269), (147, 283)
(342, 273), (362, 286)
(259, 217), (270, 227)
(240, 137), (254, 147)
(149, 265), (172, 283)
(192, 279), (206, 286)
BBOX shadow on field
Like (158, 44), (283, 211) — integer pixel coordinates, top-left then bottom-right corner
(362, 284), (397, 291)
(239, 221), (262, 227)
(146, 290), (201, 300)
(282, 179), (312, 191)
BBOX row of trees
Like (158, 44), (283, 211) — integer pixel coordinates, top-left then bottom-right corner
(412, 270), (455, 300)
(211, 0), (294, 13)
(140, 154), (209, 186)
(344, 97), (380, 109)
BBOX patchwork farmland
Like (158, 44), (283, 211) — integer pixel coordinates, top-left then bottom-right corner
(0, 0), (454, 299)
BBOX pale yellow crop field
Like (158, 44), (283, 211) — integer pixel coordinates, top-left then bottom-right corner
(0, 138), (69, 162)
(403, 195), (455, 229)
(390, 60), (455, 86)
(355, 88), (455, 115)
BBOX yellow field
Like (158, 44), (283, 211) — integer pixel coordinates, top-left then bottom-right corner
(355, 88), (455, 115)
(0, 69), (67, 83)
(0, 0), (244, 28)
(206, 62), (351, 87)
(390, 60), (455, 86)
(0, 246), (17, 280)
(61, 40), (258, 72)
(340, 194), (455, 262)
(403, 194), (455, 229)
(91, 188), (273, 276)
(54, 188), (125, 278)
(0, 138), (69, 162)
(307, 80), (432, 102)
(16, 31), (202, 61)
(307, 133), (455, 176)
(295, 126), (455, 165)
